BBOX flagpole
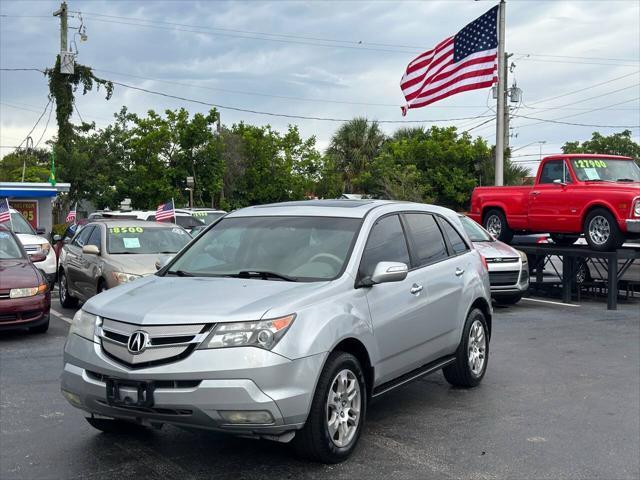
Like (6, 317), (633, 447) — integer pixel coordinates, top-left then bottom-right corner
(171, 197), (175, 223)
(495, 0), (506, 186)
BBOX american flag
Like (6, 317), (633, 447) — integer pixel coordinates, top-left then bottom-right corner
(155, 200), (175, 222)
(0, 198), (10, 223)
(65, 203), (77, 224)
(400, 5), (499, 114)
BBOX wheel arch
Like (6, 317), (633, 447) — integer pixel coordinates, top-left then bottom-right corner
(482, 204), (509, 227)
(469, 297), (492, 339)
(331, 337), (374, 399)
(580, 202), (618, 229)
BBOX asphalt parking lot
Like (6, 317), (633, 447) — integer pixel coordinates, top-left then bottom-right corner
(1, 295), (639, 480)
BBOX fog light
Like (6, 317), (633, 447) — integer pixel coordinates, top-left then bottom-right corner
(219, 410), (275, 425)
(61, 389), (82, 407)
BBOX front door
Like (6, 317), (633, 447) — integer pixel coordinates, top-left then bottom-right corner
(361, 214), (430, 384)
(528, 159), (579, 232)
(65, 225), (94, 297)
(78, 225), (103, 298)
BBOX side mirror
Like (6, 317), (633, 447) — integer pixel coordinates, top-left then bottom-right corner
(155, 254), (174, 271)
(63, 237), (71, 244)
(36, 227), (46, 235)
(29, 252), (47, 263)
(553, 179), (567, 187)
(53, 234), (62, 243)
(371, 261), (408, 285)
(82, 245), (100, 255)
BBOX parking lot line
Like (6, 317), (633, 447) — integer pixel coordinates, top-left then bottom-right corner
(522, 297), (580, 307)
(51, 308), (73, 324)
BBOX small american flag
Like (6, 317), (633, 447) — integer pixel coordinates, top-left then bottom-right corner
(0, 198), (10, 224)
(65, 203), (77, 224)
(155, 200), (175, 222)
(400, 5), (498, 114)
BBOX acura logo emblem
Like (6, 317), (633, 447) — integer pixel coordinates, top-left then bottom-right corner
(127, 330), (149, 354)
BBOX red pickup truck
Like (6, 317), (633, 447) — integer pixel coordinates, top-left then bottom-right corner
(468, 154), (640, 251)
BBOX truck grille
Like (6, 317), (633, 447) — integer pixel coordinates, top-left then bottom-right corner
(97, 318), (212, 369)
(489, 271), (520, 286)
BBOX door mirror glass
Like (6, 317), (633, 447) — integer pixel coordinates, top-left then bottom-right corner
(155, 254), (174, 270)
(552, 179), (566, 186)
(82, 245), (100, 255)
(371, 261), (408, 284)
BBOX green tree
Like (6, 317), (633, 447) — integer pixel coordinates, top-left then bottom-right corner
(0, 148), (51, 182)
(562, 130), (640, 160)
(325, 118), (386, 193)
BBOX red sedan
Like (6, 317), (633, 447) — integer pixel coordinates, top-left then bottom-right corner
(0, 224), (51, 333)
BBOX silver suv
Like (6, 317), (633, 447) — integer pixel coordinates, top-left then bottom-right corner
(61, 200), (492, 463)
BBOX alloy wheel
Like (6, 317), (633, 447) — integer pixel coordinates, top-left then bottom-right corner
(60, 274), (67, 302)
(468, 320), (486, 376)
(588, 215), (610, 246)
(486, 215), (502, 237)
(326, 369), (361, 448)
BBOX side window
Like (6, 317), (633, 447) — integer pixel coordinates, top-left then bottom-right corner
(438, 218), (470, 255)
(72, 226), (93, 247)
(86, 226), (102, 248)
(360, 215), (410, 278)
(403, 213), (448, 267)
(539, 160), (564, 184)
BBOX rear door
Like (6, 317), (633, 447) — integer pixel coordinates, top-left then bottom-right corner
(403, 213), (468, 362)
(78, 225), (103, 298)
(361, 214), (430, 384)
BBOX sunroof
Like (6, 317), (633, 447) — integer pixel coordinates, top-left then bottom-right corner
(256, 200), (374, 209)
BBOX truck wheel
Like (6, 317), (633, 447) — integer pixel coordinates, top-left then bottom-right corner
(483, 209), (513, 243)
(550, 234), (579, 247)
(584, 208), (624, 251)
(294, 351), (366, 463)
(443, 308), (489, 387)
(59, 271), (79, 309)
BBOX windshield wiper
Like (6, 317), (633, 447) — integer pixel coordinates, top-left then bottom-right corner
(233, 270), (298, 282)
(616, 178), (637, 182)
(166, 269), (194, 277)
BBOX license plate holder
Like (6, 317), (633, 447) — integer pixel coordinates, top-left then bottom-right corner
(106, 378), (155, 408)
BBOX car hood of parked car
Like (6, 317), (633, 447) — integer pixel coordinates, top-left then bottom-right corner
(16, 233), (48, 247)
(82, 275), (330, 325)
(104, 253), (174, 277)
(472, 240), (520, 260)
(0, 259), (42, 290)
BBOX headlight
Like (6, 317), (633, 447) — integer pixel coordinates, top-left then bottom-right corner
(111, 272), (143, 284)
(9, 284), (48, 298)
(517, 250), (528, 264)
(634, 199), (640, 217)
(202, 314), (295, 350)
(70, 310), (100, 340)
(40, 242), (51, 255)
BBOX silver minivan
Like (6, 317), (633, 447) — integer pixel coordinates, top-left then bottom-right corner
(61, 200), (492, 463)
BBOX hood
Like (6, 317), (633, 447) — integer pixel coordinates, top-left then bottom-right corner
(83, 275), (329, 325)
(0, 259), (41, 289)
(105, 253), (169, 276)
(583, 181), (640, 192)
(16, 233), (47, 247)
(472, 240), (519, 259)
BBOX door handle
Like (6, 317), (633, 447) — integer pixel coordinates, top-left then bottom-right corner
(531, 191), (540, 196)
(410, 283), (423, 295)
(455, 268), (465, 277)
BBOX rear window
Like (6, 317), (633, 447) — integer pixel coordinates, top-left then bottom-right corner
(107, 226), (190, 254)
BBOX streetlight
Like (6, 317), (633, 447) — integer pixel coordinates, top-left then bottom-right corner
(511, 140), (546, 153)
(186, 176), (194, 208)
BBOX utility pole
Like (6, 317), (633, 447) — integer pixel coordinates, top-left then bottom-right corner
(53, 2), (73, 74)
(495, 0), (506, 186)
(503, 52), (513, 151)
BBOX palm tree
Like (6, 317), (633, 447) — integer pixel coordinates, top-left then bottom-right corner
(326, 118), (386, 193)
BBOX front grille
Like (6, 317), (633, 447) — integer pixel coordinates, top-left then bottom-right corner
(98, 318), (211, 369)
(0, 313), (18, 322)
(0, 291), (10, 300)
(0, 310), (43, 323)
(486, 257), (519, 264)
(489, 271), (520, 286)
(86, 370), (201, 389)
(23, 245), (39, 252)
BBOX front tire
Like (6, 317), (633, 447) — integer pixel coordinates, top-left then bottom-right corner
(443, 308), (489, 387)
(584, 208), (624, 251)
(483, 209), (514, 243)
(59, 271), (79, 309)
(294, 352), (366, 463)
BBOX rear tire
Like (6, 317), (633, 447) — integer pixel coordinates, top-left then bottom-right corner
(59, 271), (79, 309)
(86, 417), (148, 434)
(584, 208), (624, 251)
(443, 308), (489, 388)
(483, 209), (514, 243)
(294, 351), (366, 464)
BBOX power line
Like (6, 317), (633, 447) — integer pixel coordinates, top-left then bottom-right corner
(514, 53), (640, 63)
(34, 100), (54, 149)
(0, 68), (45, 72)
(13, 97), (52, 151)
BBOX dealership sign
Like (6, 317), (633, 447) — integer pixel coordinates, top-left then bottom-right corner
(10, 200), (38, 229)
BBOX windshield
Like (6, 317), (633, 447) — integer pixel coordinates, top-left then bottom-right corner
(459, 216), (493, 242)
(570, 158), (640, 182)
(107, 226), (191, 254)
(0, 230), (25, 259)
(1, 212), (36, 235)
(190, 211), (225, 225)
(167, 216), (361, 281)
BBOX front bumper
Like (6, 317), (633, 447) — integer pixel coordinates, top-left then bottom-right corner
(0, 292), (51, 331)
(488, 262), (530, 297)
(61, 334), (326, 436)
(625, 219), (640, 234)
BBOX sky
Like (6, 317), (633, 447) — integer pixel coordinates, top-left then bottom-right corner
(1, 0), (639, 173)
